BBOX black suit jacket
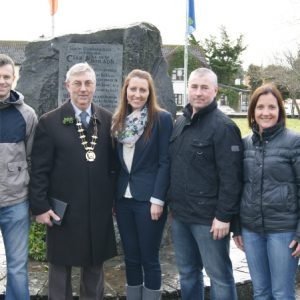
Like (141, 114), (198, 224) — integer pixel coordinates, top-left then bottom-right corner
(30, 101), (117, 266)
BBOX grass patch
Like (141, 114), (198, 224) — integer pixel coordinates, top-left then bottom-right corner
(232, 118), (300, 137)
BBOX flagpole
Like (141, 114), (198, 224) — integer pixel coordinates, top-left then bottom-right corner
(184, 0), (196, 107)
(49, 0), (58, 38)
(52, 15), (55, 38)
(183, 0), (189, 107)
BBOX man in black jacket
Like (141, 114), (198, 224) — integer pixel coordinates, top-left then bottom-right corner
(168, 68), (243, 300)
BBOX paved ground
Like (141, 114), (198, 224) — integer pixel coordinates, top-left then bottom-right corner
(0, 232), (299, 299)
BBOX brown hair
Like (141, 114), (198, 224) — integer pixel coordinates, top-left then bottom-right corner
(247, 84), (286, 128)
(111, 69), (163, 141)
(0, 54), (15, 75)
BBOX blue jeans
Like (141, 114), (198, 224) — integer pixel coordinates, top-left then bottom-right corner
(115, 198), (167, 290)
(171, 217), (237, 300)
(242, 228), (299, 300)
(0, 201), (30, 300)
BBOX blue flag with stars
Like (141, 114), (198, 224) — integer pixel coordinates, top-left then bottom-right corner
(188, 0), (196, 34)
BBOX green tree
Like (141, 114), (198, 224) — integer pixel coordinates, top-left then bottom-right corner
(189, 34), (200, 46)
(246, 64), (263, 91)
(202, 26), (246, 85)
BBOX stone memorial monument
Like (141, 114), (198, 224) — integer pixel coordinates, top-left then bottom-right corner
(17, 22), (176, 116)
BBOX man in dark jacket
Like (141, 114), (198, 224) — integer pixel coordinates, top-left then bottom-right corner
(29, 62), (117, 299)
(168, 68), (243, 300)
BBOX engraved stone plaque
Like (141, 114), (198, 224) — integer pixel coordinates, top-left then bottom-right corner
(58, 43), (123, 112)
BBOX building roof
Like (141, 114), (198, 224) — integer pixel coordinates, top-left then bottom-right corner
(0, 40), (29, 65)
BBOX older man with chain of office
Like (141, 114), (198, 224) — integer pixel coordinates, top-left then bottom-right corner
(30, 62), (117, 299)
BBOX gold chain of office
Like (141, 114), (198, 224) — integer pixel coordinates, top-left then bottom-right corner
(76, 117), (98, 162)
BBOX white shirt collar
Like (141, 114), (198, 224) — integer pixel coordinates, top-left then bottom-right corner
(70, 101), (92, 120)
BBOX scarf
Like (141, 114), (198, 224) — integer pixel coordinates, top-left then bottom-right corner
(117, 105), (148, 145)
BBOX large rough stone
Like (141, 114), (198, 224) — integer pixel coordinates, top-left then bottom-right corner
(17, 22), (176, 117)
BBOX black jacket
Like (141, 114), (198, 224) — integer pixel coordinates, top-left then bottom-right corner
(30, 101), (117, 266)
(168, 100), (243, 225)
(240, 123), (300, 241)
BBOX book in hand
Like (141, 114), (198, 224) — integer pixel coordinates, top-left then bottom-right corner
(50, 197), (68, 226)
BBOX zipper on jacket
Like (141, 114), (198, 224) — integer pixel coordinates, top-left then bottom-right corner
(259, 140), (267, 232)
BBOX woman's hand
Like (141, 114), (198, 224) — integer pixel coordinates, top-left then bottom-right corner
(150, 203), (163, 221)
(112, 206), (116, 216)
(233, 235), (244, 251)
(289, 240), (300, 257)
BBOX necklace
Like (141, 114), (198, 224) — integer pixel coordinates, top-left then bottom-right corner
(76, 116), (98, 162)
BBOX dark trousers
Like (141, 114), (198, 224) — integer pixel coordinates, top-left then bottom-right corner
(115, 198), (167, 290)
(48, 263), (104, 300)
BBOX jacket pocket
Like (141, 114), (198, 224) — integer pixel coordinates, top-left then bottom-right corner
(7, 161), (29, 190)
(191, 139), (214, 162)
(264, 185), (289, 212)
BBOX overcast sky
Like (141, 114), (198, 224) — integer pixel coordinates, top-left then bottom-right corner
(1, 0), (299, 69)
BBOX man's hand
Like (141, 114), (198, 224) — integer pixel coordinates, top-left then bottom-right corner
(150, 203), (163, 221)
(36, 209), (60, 227)
(210, 217), (230, 240)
